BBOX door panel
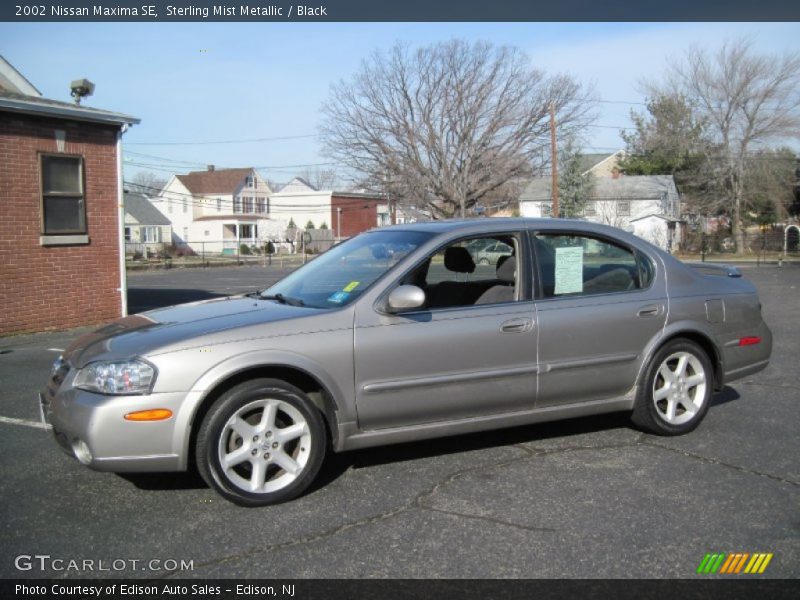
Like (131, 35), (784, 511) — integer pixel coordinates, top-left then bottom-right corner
(535, 291), (664, 406)
(354, 303), (538, 429)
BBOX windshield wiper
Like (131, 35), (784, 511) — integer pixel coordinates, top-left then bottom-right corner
(259, 293), (306, 307)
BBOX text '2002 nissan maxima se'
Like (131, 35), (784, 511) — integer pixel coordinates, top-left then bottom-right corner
(41, 219), (772, 506)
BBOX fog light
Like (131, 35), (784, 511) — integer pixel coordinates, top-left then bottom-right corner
(72, 439), (93, 465)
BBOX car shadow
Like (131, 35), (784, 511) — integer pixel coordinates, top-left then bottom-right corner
(118, 470), (208, 491)
(127, 289), (230, 313)
(710, 386), (740, 407)
(309, 411), (634, 494)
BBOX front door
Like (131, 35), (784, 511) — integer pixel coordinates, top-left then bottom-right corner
(353, 232), (538, 430)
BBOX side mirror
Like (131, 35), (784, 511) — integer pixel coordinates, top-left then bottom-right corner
(386, 285), (425, 313)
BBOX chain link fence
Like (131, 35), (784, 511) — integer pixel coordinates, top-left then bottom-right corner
(125, 237), (328, 269)
(679, 226), (800, 260)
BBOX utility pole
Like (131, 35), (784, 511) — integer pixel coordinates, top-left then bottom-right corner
(549, 102), (559, 218)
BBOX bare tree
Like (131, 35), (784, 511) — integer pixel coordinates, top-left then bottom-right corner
(650, 39), (800, 251)
(128, 170), (168, 195)
(297, 167), (338, 191)
(321, 40), (596, 219)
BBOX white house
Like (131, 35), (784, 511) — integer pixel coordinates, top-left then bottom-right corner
(152, 166), (278, 254)
(519, 152), (684, 252)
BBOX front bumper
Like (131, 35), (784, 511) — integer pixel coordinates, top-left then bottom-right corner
(41, 376), (187, 473)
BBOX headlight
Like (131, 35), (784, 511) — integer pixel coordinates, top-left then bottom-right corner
(73, 360), (156, 395)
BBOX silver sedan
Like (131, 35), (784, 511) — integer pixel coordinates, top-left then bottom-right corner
(41, 219), (772, 506)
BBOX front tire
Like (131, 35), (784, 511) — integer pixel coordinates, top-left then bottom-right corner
(631, 339), (713, 436)
(196, 379), (327, 506)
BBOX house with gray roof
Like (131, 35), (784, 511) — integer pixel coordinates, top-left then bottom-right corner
(519, 151), (683, 252)
(123, 191), (172, 255)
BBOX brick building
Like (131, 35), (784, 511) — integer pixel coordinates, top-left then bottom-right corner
(0, 58), (139, 334)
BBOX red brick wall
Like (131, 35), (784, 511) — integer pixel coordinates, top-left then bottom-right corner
(0, 113), (123, 335)
(330, 196), (382, 238)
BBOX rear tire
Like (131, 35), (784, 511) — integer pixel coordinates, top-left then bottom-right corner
(631, 339), (713, 436)
(196, 378), (326, 506)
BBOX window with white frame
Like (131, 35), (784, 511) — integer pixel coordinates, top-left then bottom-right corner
(246, 175), (255, 188)
(124, 227), (132, 242)
(242, 196), (254, 213)
(256, 197), (266, 213)
(40, 154), (86, 235)
(142, 226), (160, 243)
(182, 200), (188, 213)
(216, 197), (222, 212)
(584, 202), (597, 217)
(617, 201), (630, 216)
(233, 196), (242, 213)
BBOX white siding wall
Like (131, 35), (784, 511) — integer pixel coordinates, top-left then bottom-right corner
(269, 191), (332, 231)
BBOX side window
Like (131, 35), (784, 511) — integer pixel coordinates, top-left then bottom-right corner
(405, 235), (519, 309)
(40, 154), (85, 235)
(535, 233), (642, 298)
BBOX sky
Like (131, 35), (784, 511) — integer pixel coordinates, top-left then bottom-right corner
(1, 21), (798, 190)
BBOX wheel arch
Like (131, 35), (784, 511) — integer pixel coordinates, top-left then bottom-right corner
(640, 326), (724, 393)
(175, 356), (346, 471)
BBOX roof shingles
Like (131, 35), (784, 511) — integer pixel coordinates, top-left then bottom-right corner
(176, 168), (254, 195)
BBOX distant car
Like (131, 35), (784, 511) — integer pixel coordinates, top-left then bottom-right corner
(473, 239), (514, 265)
(41, 219), (772, 506)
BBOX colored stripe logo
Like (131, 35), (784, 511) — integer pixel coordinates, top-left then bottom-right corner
(696, 552), (773, 574)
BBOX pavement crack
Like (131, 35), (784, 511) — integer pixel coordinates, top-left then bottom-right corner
(419, 505), (556, 533)
(641, 440), (800, 487)
(172, 445), (536, 576)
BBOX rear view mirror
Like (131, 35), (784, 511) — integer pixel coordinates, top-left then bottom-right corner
(386, 285), (425, 313)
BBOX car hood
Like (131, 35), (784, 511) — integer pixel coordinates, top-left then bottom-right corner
(65, 296), (320, 368)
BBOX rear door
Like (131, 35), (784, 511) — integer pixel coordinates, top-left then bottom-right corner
(532, 231), (666, 407)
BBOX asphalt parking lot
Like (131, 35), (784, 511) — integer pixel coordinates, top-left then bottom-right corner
(0, 263), (798, 579)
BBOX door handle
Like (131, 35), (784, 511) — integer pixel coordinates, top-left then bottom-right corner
(637, 304), (661, 318)
(501, 318), (533, 333)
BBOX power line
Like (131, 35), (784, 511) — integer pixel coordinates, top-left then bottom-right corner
(127, 133), (319, 146)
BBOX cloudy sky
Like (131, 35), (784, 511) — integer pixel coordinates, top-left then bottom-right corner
(2, 21), (798, 188)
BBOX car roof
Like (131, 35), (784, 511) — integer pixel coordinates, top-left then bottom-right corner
(382, 217), (627, 238)
(376, 217), (673, 261)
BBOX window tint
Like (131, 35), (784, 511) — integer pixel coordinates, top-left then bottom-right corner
(534, 233), (643, 298)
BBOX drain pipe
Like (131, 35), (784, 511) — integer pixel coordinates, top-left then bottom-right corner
(117, 124), (128, 317)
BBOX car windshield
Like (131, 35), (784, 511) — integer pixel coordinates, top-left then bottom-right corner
(262, 229), (434, 308)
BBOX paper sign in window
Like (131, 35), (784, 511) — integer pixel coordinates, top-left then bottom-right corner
(554, 246), (584, 295)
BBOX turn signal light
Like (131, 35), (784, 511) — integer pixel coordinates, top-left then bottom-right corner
(124, 409), (173, 421)
(738, 337), (761, 346)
